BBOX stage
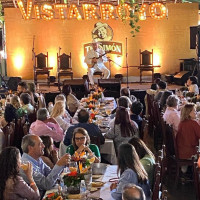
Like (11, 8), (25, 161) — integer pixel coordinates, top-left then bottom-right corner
(37, 80), (182, 93)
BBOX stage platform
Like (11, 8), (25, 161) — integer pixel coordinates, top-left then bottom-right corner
(37, 82), (182, 93)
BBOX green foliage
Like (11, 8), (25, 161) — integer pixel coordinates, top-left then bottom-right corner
(0, 1), (4, 22)
(120, 0), (141, 37)
(0, 2), (2, 17)
(63, 173), (84, 187)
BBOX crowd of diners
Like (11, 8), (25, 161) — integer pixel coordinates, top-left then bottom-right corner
(0, 76), (199, 200)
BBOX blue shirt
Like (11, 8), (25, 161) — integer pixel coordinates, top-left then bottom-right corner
(130, 114), (143, 133)
(64, 122), (105, 146)
(20, 153), (64, 196)
(111, 168), (151, 200)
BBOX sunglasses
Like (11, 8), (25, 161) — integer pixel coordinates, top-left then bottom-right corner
(75, 136), (86, 141)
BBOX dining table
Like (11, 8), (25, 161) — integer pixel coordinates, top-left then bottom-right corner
(43, 165), (118, 200)
(71, 97), (118, 165)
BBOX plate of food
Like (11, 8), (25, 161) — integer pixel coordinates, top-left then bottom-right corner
(90, 187), (99, 192)
(100, 103), (106, 107)
(92, 175), (101, 179)
(67, 194), (81, 199)
(91, 181), (105, 187)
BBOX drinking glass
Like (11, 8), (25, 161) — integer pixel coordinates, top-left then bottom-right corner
(105, 107), (112, 116)
(95, 101), (100, 109)
(21, 161), (29, 171)
(69, 161), (78, 172)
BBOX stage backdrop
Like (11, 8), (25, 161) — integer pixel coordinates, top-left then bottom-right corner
(4, 3), (199, 80)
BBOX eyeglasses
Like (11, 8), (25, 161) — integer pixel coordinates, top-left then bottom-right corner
(75, 137), (86, 141)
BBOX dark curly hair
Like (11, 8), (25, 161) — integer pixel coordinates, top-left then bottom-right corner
(62, 84), (72, 97)
(0, 147), (20, 200)
(4, 104), (17, 123)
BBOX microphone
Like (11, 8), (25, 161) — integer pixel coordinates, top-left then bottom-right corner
(59, 47), (62, 50)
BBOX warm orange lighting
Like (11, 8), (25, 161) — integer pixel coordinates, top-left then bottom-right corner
(34, 5), (40, 19)
(54, 4), (68, 19)
(17, 0), (33, 20)
(49, 55), (56, 69)
(113, 55), (123, 69)
(13, 53), (24, 70)
(68, 4), (82, 20)
(149, 3), (167, 20)
(139, 4), (147, 20)
(41, 4), (54, 20)
(116, 3), (131, 20)
(153, 52), (160, 66)
(100, 4), (115, 20)
(82, 4), (98, 20)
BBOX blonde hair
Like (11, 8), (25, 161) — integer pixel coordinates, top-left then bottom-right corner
(50, 101), (65, 118)
(11, 95), (21, 109)
(180, 103), (196, 121)
(55, 94), (66, 103)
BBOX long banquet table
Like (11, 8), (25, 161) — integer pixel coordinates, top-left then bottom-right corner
(44, 165), (118, 199)
(88, 165), (118, 200)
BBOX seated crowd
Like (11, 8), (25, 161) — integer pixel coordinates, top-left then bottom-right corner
(0, 77), (199, 200)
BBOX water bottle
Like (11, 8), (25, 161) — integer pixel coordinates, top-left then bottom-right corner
(80, 180), (86, 194)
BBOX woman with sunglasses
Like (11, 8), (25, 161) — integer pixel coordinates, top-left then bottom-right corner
(66, 127), (100, 163)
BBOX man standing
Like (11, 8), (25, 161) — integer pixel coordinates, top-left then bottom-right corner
(84, 39), (110, 86)
(20, 135), (71, 196)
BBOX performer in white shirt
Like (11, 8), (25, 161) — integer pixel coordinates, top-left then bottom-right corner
(84, 39), (110, 86)
(185, 76), (199, 95)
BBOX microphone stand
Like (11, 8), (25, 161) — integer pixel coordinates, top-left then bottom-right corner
(107, 57), (122, 78)
(32, 35), (36, 85)
(58, 47), (62, 91)
(125, 37), (129, 88)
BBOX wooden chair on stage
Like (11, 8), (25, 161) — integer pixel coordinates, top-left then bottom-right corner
(57, 52), (73, 90)
(139, 49), (154, 83)
(34, 52), (52, 86)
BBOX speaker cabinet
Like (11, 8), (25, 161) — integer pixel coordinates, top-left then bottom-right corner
(98, 79), (121, 98)
(7, 77), (22, 91)
(190, 26), (197, 49)
(174, 71), (191, 86)
(63, 79), (89, 100)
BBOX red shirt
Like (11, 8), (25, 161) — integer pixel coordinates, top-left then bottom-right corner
(177, 119), (200, 159)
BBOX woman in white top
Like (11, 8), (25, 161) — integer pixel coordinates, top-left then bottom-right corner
(163, 95), (180, 132)
(186, 76), (199, 95)
(50, 101), (71, 132)
(62, 84), (80, 116)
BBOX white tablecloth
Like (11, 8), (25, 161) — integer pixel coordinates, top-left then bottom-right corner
(44, 165), (118, 199)
(100, 139), (117, 165)
(88, 165), (118, 200)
